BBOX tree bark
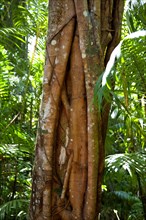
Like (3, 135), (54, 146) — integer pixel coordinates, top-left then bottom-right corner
(29, 0), (124, 219)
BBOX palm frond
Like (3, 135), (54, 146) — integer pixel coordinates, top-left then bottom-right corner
(126, 0), (146, 31)
(0, 45), (13, 100)
(0, 199), (29, 220)
(94, 30), (146, 123)
(105, 152), (146, 178)
(111, 190), (140, 203)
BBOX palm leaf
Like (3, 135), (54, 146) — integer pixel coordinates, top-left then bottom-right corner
(105, 152), (146, 177)
(111, 190), (140, 203)
(0, 199), (29, 220)
(0, 45), (13, 100)
(94, 29), (146, 140)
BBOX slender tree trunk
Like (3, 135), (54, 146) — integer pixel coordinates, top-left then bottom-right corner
(29, 1), (124, 219)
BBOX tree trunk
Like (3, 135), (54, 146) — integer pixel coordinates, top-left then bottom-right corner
(29, 0), (124, 219)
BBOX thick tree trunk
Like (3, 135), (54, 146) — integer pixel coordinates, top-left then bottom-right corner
(29, 0), (124, 219)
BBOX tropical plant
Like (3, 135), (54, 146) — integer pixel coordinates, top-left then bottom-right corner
(0, 199), (29, 220)
(95, 30), (146, 153)
(101, 152), (146, 219)
(0, 0), (48, 219)
(0, 45), (12, 100)
(94, 1), (146, 219)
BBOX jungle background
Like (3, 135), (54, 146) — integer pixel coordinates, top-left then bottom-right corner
(0, 0), (146, 219)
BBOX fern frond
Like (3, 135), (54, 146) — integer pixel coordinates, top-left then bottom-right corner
(111, 190), (140, 202)
(105, 152), (146, 177)
(0, 199), (29, 220)
(94, 30), (146, 116)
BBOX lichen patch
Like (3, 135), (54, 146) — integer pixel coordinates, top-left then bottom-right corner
(83, 10), (88, 17)
(51, 40), (57, 46)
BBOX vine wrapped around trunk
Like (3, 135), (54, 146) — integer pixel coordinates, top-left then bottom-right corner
(29, 0), (124, 219)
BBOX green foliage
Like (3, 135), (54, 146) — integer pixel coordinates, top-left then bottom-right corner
(126, 0), (146, 32)
(95, 30), (146, 153)
(0, 45), (12, 100)
(101, 152), (146, 219)
(105, 152), (146, 177)
(0, 199), (29, 220)
(96, 2), (146, 219)
(0, 0), (48, 218)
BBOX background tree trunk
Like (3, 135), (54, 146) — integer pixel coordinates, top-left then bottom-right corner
(29, 0), (124, 219)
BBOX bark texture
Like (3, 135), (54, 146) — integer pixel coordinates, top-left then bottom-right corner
(29, 0), (124, 219)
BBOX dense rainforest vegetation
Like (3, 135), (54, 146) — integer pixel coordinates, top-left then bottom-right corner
(0, 0), (145, 219)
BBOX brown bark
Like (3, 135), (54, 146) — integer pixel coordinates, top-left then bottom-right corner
(29, 0), (124, 219)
